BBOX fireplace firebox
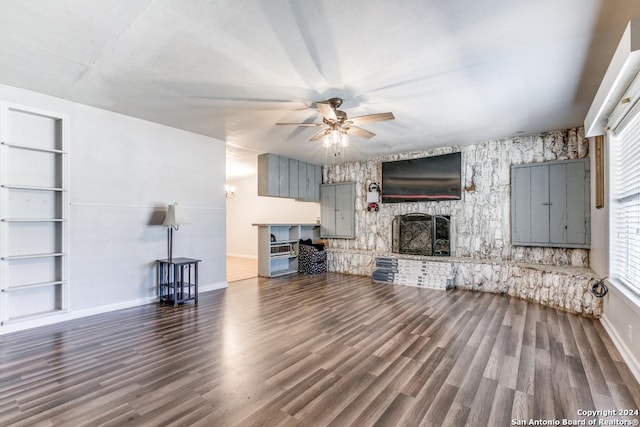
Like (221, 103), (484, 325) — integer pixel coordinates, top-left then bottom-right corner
(392, 213), (450, 256)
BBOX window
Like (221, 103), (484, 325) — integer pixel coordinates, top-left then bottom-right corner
(611, 106), (640, 294)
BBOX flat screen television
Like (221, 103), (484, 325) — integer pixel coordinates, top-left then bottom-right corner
(381, 152), (462, 203)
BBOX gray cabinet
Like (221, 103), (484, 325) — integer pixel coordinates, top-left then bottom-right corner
(298, 161), (307, 200)
(257, 153), (290, 198)
(257, 153), (280, 197)
(299, 162), (321, 202)
(310, 164), (322, 201)
(288, 158), (299, 199)
(257, 153), (321, 201)
(278, 156), (289, 197)
(320, 182), (355, 238)
(511, 158), (590, 248)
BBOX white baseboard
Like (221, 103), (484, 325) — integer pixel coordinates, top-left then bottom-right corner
(1, 281), (229, 336)
(226, 253), (258, 260)
(600, 314), (640, 384)
(200, 281), (229, 293)
(0, 296), (157, 335)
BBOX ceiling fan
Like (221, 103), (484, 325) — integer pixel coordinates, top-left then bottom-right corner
(276, 98), (394, 147)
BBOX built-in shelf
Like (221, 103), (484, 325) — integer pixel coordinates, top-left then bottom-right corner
(1, 252), (66, 261)
(271, 239), (298, 244)
(270, 253), (297, 260)
(270, 268), (298, 277)
(1, 141), (66, 154)
(1, 218), (66, 222)
(3, 280), (65, 292)
(0, 105), (69, 328)
(254, 223), (321, 277)
(1, 184), (65, 192)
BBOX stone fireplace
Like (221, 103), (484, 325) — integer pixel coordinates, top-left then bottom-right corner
(322, 128), (600, 317)
(392, 213), (451, 256)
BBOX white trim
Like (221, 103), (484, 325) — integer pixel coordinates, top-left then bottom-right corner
(585, 18), (640, 137)
(199, 281), (229, 293)
(0, 281), (229, 335)
(601, 314), (640, 384)
(600, 279), (640, 384)
(2, 101), (71, 123)
(609, 278), (640, 317)
(0, 295), (156, 335)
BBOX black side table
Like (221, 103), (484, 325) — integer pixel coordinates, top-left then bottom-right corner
(156, 257), (201, 306)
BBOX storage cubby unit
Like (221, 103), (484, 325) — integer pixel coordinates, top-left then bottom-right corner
(0, 104), (68, 326)
(254, 224), (321, 277)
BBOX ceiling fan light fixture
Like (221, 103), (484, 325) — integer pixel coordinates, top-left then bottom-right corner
(323, 133), (332, 147)
(340, 132), (349, 147)
(276, 97), (394, 154)
(331, 129), (340, 145)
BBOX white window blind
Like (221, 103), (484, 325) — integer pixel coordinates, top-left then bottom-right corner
(611, 110), (640, 293)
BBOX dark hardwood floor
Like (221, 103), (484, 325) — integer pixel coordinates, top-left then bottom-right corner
(1, 273), (639, 426)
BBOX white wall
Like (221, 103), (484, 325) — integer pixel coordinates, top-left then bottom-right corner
(226, 173), (320, 258)
(0, 84), (227, 332)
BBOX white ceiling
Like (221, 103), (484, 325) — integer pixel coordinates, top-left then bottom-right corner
(1, 1), (639, 179)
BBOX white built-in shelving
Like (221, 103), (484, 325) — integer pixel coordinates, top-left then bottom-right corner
(254, 224), (320, 277)
(0, 103), (69, 326)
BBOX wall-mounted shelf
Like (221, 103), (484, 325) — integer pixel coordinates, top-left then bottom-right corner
(2, 252), (66, 261)
(1, 141), (66, 154)
(1, 184), (65, 191)
(1, 218), (66, 222)
(3, 280), (66, 292)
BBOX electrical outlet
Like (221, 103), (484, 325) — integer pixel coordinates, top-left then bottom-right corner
(628, 324), (633, 344)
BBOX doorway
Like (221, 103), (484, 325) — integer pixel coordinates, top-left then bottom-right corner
(226, 256), (258, 282)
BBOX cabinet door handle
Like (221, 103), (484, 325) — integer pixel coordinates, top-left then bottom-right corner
(542, 202), (553, 206)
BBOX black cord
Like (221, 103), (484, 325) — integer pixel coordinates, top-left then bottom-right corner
(592, 278), (608, 298)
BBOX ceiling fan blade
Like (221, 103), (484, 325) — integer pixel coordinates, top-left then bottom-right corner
(309, 128), (328, 141)
(346, 112), (395, 126)
(317, 101), (337, 121)
(346, 126), (376, 139)
(276, 122), (324, 126)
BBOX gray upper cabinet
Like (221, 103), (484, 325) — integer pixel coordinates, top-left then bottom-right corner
(278, 156), (289, 197)
(313, 164), (322, 201)
(304, 163), (322, 202)
(258, 153), (321, 201)
(257, 153), (280, 197)
(288, 158), (299, 199)
(320, 182), (355, 238)
(298, 161), (307, 200)
(511, 158), (590, 248)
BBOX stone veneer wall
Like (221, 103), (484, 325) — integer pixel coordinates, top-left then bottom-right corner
(452, 260), (600, 317)
(323, 127), (603, 317)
